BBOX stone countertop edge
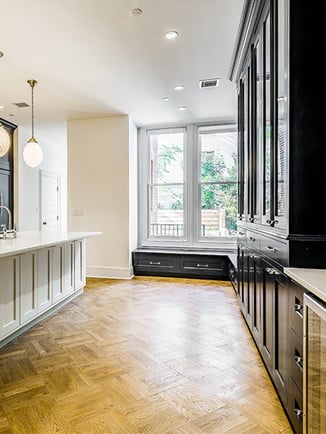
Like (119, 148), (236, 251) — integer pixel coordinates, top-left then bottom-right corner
(284, 267), (326, 303)
(0, 231), (102, 258)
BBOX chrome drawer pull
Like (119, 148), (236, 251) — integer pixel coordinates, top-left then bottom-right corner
(265, 245), (279, 253)
(149, 261), (161, 265)
(266, 267), (281, 275)
(197, 264), (209, 268)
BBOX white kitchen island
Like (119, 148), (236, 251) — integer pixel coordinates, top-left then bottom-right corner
(0, 231), (100, 348)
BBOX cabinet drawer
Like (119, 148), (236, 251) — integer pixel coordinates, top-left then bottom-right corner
(261, 236), (288, 266)
(288, 378), (303, 434)
(179, 255), (227, 277)
(247, 231), (261, 250)
(289, 282), (304, 337)
(289, 329), (303, 394)
(134, 253), (177, 272)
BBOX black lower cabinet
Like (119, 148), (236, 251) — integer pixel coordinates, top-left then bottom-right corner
(132, 250), (229, 279)
(237, 231), (303, 434)
(261, 258), (288, 406)
(287, 282), (305, 433)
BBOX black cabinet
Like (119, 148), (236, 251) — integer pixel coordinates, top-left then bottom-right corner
(0, 118), (16, 232)
(231, 0), (326, 265)
(287, 281), (305, 433)
(132, 250), (229, 280)
(231, 1), (326, 430)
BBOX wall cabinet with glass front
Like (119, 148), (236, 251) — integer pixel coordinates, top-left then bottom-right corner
(234, 0), (326, 250)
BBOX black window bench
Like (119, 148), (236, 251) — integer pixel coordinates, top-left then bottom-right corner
(132, 249), (237, 283)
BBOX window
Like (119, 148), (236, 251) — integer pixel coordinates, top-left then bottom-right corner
(139, 123), (237, 249)
(148, 128), (185, 238)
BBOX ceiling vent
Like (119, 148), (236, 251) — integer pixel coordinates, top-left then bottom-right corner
(199, 78), (220, 89)
(13, 102), (29, 108)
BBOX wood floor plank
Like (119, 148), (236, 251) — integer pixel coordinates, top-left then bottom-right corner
(0, 276), (293, 433)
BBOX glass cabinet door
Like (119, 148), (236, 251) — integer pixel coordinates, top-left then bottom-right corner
(274, 0), (288, 230)
(238, 80), (245, 221)
(254, 37), (263, 224)
(262, 12), (272, 226)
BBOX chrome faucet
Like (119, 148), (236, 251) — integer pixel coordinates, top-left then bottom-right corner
(0, 205), (12, 230)
(0, 205), (16, 238)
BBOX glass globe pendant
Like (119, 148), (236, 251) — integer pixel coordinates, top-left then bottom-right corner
(0, 123), (10, 157)
(23, 79), (43, 168)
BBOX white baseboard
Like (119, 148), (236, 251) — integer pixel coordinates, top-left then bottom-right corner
(86, 265), (134, 280)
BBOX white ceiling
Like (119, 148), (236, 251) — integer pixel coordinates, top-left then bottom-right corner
(0, 0), (243, 129)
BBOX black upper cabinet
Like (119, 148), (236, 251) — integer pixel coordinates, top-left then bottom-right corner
(230, 0), (326, 265)
(0, 118), (16, 229)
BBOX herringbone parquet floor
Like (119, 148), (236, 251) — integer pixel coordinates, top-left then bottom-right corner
(0, 276), (293, 433)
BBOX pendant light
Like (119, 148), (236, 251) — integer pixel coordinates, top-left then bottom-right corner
(23, 79), (43, 167)
(0, 123), (10, 157)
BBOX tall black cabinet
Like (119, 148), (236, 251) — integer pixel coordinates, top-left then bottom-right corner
(230, 1), (326, 432)
(0, 118), (16, 230)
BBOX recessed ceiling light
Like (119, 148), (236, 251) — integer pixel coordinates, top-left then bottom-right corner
(162, 97), (169, 101)
(130, 8), (143, 16)
(0, 105), (4, 109)
(174, 84), (184, 91)
(178, 106), (187, 111)
(165, 31), (179, 40)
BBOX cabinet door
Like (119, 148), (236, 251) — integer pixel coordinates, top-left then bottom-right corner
(262, 11), (273, 227)
(261, 260), (274, 372)
(74, 239), (86, 290)
(64, 242), (74, 294)
(0, 255), (19, 338)
(20, 251), (38, 324)
(251, 252), (263, 347)
(37, 248), (52, 313)
(272, 268), (288, 404)
(52, 244), (65, 303)
(273, 0), (288, 231)
(238, 244), (247, 310)
(237, 80), (245, 221)
(261, 258), (288, 404)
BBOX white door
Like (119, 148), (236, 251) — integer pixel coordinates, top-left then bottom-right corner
(40, 170), (61, 231)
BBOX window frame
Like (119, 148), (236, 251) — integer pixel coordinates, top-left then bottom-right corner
(138, 122), (237, 250)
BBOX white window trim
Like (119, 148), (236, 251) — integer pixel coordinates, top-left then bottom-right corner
(138, 121), (237, 251)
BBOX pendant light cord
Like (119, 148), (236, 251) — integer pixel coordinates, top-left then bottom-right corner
(27, 79), (37, 140)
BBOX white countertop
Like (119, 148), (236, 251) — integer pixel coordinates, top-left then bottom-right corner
(284, 267), (326, 303)
(0, 231), (101, 258)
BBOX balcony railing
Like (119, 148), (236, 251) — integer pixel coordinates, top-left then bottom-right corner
(150, 223), (225, 237)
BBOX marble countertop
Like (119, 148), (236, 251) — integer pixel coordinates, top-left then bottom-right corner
(284, 267), (326, 303)
(0, 231), (101, 258)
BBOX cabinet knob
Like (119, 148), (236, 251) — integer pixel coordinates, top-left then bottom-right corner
(294, 408), (303, 418)
(294, 355), (303, 370)
(294, 303), (303, 318)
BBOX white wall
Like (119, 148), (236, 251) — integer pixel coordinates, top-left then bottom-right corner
(14, 122), (67, 231)
(128, 118), (138, 270)
(67, 115), (137, 279)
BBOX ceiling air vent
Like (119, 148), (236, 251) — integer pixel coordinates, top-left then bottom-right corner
(13, 102), (29, 108)
(199, 78), (220, 89)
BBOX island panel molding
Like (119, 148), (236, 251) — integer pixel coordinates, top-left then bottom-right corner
(0, 231), (100, 348)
